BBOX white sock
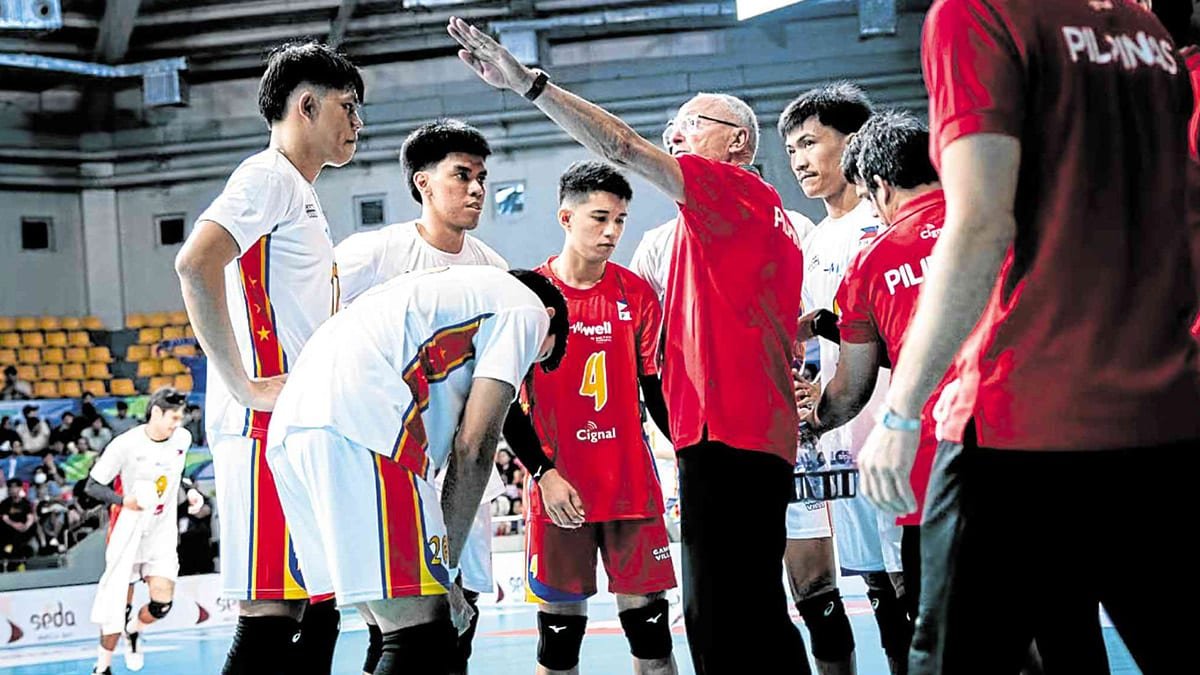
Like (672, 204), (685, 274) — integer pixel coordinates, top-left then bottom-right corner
(96, 645), (113, 669)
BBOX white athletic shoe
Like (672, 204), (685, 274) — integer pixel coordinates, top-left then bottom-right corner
(124, 632), (144, 671)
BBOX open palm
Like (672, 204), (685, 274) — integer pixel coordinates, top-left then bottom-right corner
(447, 16), (529, 91)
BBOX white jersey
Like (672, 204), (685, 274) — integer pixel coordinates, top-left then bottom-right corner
(801, 200), (886, 461)
(89, 425), (191, 521)
(197, 148), (337, 440)
(335, 221), (509, 305)
(267, 265), (550, 480)
(631, 210), (816, 301)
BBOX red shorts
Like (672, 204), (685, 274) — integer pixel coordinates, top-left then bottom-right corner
(525, 516), (676, 602)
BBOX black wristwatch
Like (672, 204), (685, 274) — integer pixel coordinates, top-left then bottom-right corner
(523, 69), (550, 102)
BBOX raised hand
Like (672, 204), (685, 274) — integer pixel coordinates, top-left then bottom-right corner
(446, 16), (534, 93)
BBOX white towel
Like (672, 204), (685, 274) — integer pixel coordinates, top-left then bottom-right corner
(90, 481), (159, 634)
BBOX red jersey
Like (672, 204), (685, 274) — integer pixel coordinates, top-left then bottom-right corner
(924, 0), (1200, 450)
(1184, 46), (1200, 337)
(527, 260), (664, 523)
(662, 153), (805, 464)
(837, 189), (949, 526)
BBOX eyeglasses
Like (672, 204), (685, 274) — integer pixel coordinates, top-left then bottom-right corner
(663, 113), (743, 145)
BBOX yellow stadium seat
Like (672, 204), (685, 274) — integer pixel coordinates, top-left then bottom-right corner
(62, 363), (85, 380)
(110, 379), (137, 396)
(60, 317), (82, 330)
(82, 316), (103, 330)
(0, 317), (13, 331)
(125, 344), (151, 362)
(68, 331), (90, 347)
(42, 348), (64, 364)
(18, 348), (40, 364)
(0, 349), (16, 365)
(148, 376), (174, 392)
(89, 346), (113, 363)
(38, 316), (60, 331)
(162, 326), (185, 341)
(33, 381), (58, 398)
(58, 380), (83, 398)
(161, 358), (186, 376)
(20, 332), (43, 348)
(16, 365), (36, 381)
(184, 325), (194, 338)
(148, 312), (173, 328)
(64, 347), (89, 363)
(137, 328), (162, 345)
(0, 333), (19, 349)
(44, 331), (67, 348)
(82, 380), (107, 396)
(86, 363), (111, 380)
(174, 344), (197, 357)
(15, 317), (37, 331)
(125, 313), (147, 329)
(168, 311), (189, 326)
(38, 365), (61, 381)
(136, 359), (161, 378)
(173, 374), (194, 392)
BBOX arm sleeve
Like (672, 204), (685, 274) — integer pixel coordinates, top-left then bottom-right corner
(84, 476), (124, 507)
(473, 308), (550, 394)
(196, 166), (294, 254)
(333, 230), (383, 305)
(923, 0), (1025, 163)
(501, 402), (555, 480)
(639, 374), (671, 441)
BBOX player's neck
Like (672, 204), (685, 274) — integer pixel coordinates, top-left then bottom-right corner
(416, 217), (467, 254)
(552, 251), (606, 289)
(142, 426), (170, 443)
(269, 132), (322, 183)
(822, 185), (860, 220)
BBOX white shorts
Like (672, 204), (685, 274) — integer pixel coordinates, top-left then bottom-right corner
(210, 433), (306, 600)
(831, 492), (903, 574)
(786, 499), (834, 540)
(434, 467), (502, 595)
(111, 513), (179, 583)
(267, 428), (453, 606)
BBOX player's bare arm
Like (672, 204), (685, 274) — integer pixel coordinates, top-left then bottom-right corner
(442, 376), (516, 567)
(447, 17), (684, 203)
(812, 340), (884, 434)
(175, 220), (286, 411)
(860, 133), (1020, 514)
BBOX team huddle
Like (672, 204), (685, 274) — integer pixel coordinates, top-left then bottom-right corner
(86, 0), (1198, 673)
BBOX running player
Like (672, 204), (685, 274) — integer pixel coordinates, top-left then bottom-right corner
(779, 83), (910, 674)
(265, 266), (567, 675)
(502, 161), (677, 674)
(86, 388), (202, 675)
(335, 118), (507, 675)
(174, 42), (363, 673)
(860, 1), (1199, 672)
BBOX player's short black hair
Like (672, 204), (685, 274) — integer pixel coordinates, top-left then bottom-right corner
(840, 129), (867, 185)
(778, 81), (874, 139)
(258, 41), (364, 124)
(508, 270), (569, 373)
(557, 160), (633, 206)
(402, 119), (491, 204)
(850, 110), (939, 190)
(1154, 1), (1196, 46)
(147, 387), (188, 420)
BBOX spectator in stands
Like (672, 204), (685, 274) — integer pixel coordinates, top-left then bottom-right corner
(495, 448), (517, 485)
(1, 477), (36, 571)
(50, 412), (78, 447)
(17, 404), (50, 453)
(3, 439), (23, 460)
(183, 404), (204, 447)
(31, 466), (61, 497)
(81, 417), (113, 452)
(177, 484), (214, 575)
(0, 416), (19, 450)
(38, 453), (65, 487)
(1, 365), (31, 401)
(33, 479), (73, 554)
(75, 391), (105, 434)
(108, 400), (137, 436)
(70, 436), (94, 458)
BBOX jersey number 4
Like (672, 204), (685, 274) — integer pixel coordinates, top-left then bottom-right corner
(579, 351), (608, 412)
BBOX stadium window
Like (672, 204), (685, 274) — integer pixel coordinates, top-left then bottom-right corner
(156, 213), (186, 246)
(21, 217), (54, 251)
(354, 194), (387, 231)
(493, 181), (525, 217)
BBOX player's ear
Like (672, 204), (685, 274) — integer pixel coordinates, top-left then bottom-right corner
(546, 307), (556, 320)
(414, 171), (431, 199)
(557, 207), (572, 231)
(297, 89), (319, 123)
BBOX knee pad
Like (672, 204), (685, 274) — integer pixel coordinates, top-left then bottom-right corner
(147, 600), (173, 619)
(536, 612), (588, 671)
(375, 620), (456, 675)
(865, 574), (914, 660)
(618, 598), (672, 661)
(797, 590), (855, 662)
(363, 623), (383, 674)
(222, 616), (302, 675)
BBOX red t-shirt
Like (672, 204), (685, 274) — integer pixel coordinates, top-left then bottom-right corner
(924, 0), (1200, 450)
(662, 154), (805, 464)
(837, 189), (949, 526)
(526, 260), (664, 522)
(1184, 46), (1200, 337)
